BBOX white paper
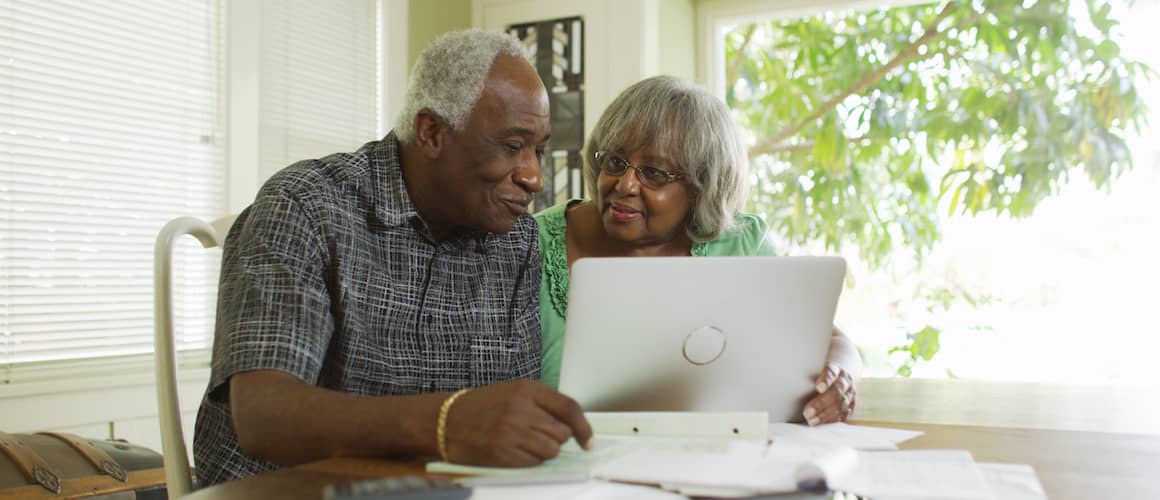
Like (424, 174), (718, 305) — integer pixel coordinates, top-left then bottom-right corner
(832, 450), (995, 500)
(588, 411), (769, 439)
(793, 446), (860, 488)
(427, 435), (634, 476)
(590, 438), (768, 488)
(768, 422), (923, 450)
(430, 412), (768, 477)
(467, 479), (687, 500)
(593, 440), (994, 500)
(872, 462), (1041, 500)
(429, 414), (986, 500)
(428, 433), (757, 478)
(978, 463), (1047, 500)
(593, 439), (827, 496)
(466, 481), (593, 500)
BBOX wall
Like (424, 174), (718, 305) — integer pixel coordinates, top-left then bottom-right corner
(408, 0), (473, 68)
(658, 0), (697, 83)
(0, 357), (208, 463)
(472, 0), (696, 139)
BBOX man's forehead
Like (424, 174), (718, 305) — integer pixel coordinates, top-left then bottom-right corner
(485, 55), (539, 83)
(472, 61), (550, 136)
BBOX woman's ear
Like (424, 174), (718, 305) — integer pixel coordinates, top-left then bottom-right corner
(413, 109), (445, 160)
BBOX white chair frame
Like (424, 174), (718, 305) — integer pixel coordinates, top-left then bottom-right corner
(153, 215), (233, 498)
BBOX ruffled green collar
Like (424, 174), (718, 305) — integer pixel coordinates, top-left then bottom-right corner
(538, 201), (573, 319)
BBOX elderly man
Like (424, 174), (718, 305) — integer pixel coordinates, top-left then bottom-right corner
(193, 29), (591, 486)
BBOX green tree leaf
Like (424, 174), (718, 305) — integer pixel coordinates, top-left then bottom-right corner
(726, 0), (1151, 374)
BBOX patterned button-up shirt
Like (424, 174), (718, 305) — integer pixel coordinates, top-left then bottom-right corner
(192, 132), (541, 486)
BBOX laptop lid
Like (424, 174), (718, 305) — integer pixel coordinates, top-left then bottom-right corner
(557, 256), (846, 422)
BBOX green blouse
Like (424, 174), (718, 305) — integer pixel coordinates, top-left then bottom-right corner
(534, 199), (776, 389)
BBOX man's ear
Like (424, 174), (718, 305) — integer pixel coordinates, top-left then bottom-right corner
(413, 109), (446, 160)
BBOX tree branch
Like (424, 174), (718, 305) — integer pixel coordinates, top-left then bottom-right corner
(766, 141), (815, 154)
(726, 24), (758, 89)
(965, 59), (1021, 106)
(759, 135), (872, 155)
(748, 1), (963, 159)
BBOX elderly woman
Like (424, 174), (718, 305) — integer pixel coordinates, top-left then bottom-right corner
(535, 75), (861, 425)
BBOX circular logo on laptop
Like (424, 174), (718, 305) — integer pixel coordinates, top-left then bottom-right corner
(683, 326), (726, 365)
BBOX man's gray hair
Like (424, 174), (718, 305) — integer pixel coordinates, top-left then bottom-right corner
(395, 29), (530, 143)
(584, 75), (750, 242)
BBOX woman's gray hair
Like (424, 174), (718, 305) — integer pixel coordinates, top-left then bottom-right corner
(585, 75), (750, 242)
(395, 29), (529, 143)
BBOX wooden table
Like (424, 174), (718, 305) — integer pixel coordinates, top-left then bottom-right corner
(184, 422), (1160, 500)
(184, 378), (1160, 500)
(183, 457), (426, 500)
(855, 377), (1160, 436)
(867, 421), (1160, 500)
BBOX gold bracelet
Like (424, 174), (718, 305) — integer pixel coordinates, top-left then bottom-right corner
(436, 388), (470, 462)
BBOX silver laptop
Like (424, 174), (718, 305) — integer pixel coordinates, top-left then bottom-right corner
(557, 256), (846, 422)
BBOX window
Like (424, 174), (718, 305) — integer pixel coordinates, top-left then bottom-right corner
(0, 0), (226, 381)
(715, 0), (1159, 383)
(0, 0), (383, 384)
(257, 0), (379, 179)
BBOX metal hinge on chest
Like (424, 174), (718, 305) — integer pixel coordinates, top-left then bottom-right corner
(0, 431), (129, 493)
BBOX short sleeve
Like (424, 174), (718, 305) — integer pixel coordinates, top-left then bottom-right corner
(744, 215), (778, 256)
(701, 213), (777, 257)
(206, 187), (334, 400)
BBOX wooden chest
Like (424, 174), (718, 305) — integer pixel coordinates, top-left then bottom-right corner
(0, 432), (167, 499)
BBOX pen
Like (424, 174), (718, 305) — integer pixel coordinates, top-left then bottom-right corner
(455, 471), (589, 487)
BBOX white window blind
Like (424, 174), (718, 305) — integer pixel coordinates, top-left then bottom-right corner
(0, 0), (226, 381)
(258, 0), (379, 179)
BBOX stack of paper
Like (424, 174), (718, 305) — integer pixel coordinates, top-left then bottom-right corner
(972, 463), (1048, 500)
(425, 413), (1044, 500)
(591, 443), (996, 499)
(428, 412), (769, 477)
(464, 480), (688, 500)
(768, 421), (923, 450)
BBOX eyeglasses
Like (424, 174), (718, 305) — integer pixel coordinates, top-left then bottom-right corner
(594, 151), (685, 189)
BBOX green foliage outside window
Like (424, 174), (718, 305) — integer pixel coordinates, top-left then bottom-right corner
(725, 0), (1153, 376)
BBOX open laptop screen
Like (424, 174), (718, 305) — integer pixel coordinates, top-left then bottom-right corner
(557, 256), (846, 422)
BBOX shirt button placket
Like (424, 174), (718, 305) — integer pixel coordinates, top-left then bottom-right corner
(414, 246), (438, 371)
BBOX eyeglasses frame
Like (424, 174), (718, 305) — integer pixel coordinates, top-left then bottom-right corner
(593, 150), (686, 189)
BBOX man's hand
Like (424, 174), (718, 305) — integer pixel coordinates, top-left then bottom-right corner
(802, 363), (857, 426)
(441, 379), (592, 467)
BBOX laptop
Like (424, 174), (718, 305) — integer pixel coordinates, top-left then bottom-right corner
(557, 256), (846, 422)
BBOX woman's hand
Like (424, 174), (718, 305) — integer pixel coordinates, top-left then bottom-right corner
(802, 363), (857, 426)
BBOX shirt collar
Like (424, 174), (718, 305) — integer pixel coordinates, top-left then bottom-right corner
(370, 131), (419, 230)
(370, 131), (492, 254)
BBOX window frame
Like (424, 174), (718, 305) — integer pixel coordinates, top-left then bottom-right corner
(695, 0), (930, 98)
(0, 0), (406, 400)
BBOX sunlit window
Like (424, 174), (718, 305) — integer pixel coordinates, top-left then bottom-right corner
(724, 0), (1159, 383)
(0, 0), (381, 384)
